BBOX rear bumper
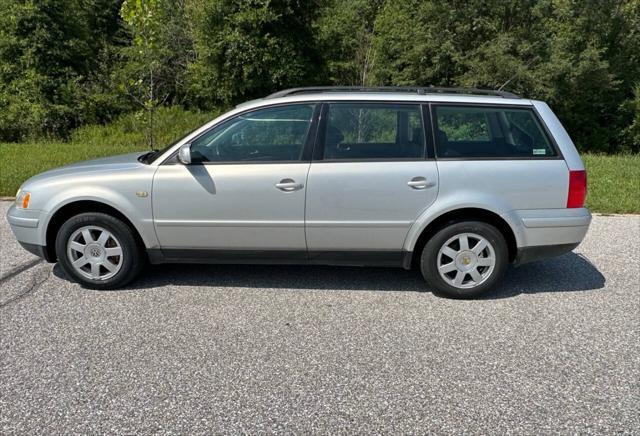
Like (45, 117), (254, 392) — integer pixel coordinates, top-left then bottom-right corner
(504, 207), (592, 249)
(514, 242), (579, 265)
(504, 207), (591, 264)
(520, 214), (591, 228)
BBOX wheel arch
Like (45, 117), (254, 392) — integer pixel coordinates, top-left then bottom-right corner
(44, 200), (146, 262)
(407, 207), (518, 269)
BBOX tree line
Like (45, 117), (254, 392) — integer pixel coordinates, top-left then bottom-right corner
(0, 0), (638, 153)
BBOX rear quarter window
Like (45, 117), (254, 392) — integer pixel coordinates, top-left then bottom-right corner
(433, 105), (556, 158)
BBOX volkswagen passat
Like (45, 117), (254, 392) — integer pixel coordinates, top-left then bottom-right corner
(7, 87), (591, 298)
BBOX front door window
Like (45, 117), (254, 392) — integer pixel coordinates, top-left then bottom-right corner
(190, 104), (315, 163)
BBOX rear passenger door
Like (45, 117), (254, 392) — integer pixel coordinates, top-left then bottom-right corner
(305, 102), (439, 258)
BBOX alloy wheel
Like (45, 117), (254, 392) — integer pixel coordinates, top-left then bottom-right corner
(66, 225), (124, 281)
(436, 232), (496, 289)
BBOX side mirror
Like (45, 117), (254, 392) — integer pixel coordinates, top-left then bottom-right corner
(177, 143), (192, 165)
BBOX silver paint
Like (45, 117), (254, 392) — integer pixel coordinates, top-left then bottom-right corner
(7, 91), (592, 267)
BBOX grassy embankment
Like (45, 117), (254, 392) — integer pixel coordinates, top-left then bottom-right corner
(0, 107), (216, 197)
(582, 154), (639, 214)
(0, 108), (638, 213)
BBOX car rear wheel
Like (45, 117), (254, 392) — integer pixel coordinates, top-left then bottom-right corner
(421, 221), (508, 298)
(55, 212), (144, 289)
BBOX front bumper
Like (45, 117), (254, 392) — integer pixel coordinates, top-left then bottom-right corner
(6, 204), (50, 260)
(17, 241), (49, 259)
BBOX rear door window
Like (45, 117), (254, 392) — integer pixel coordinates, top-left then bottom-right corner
(433, 105), (556, 158)
(320, 103), (425, 160)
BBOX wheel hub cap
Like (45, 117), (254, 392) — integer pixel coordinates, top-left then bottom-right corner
(455, 251), (477, 271)
(87, 244), (105, 260)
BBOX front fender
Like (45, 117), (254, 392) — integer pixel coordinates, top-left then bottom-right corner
(36, 170), (159, 249)
(42, 193), (157, 250)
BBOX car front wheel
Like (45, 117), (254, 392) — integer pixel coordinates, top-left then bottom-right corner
(55, 212), (144, 289)
(421, 221), (508, 298)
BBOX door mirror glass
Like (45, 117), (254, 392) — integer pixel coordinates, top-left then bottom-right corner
(177, 143), (192, 165)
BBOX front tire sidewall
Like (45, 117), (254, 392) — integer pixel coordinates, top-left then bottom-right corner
(55, 213), (142, 289)
(421, 221), (508, 299)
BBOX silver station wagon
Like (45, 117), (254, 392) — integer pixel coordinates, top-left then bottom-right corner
(7, 87), (591, 298)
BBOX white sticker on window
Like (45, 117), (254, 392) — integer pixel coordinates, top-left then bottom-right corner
(533, 149), (547, 155)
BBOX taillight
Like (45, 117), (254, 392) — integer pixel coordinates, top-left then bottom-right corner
(567, 170), (587, 208)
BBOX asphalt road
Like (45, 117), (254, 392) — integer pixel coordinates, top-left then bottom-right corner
(1, 201), (638, 434)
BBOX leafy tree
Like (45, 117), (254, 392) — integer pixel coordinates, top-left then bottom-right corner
(0, 0), (637, 153)
(120, 0), (171, 148)
(186, 0), (325, 108)
(368, 0), (639, 153)
(0, 0), (126, 141)
(316, 0), (384, 85)
(622, 84), (640, 151)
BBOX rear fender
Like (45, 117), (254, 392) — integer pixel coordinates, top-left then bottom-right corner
(403, 194), (522, 252)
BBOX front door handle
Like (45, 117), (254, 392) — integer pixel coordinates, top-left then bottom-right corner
(275, 178), (304, 192)
(407, 177), (435, 190)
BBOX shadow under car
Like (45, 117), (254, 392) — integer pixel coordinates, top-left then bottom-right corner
(53, 251), (605, 299)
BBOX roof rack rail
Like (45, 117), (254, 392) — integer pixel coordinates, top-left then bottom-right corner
(266, 86), (520, 99)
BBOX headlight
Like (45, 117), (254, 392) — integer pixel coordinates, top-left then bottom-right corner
(16, 189), (31, 209)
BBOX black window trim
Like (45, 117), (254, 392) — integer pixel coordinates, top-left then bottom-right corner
(429, 102), (564, 161)
(421, 103), (436, 159)
(311, 101), (432, 163)
(162, 102), (321, 165)
(161, 100), (565, 165)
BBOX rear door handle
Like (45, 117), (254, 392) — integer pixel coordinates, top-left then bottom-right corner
(275, 178), (304, 192)
(407, 177), (435, 190)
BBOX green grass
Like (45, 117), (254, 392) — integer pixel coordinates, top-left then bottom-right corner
(0, 106), (217, 197)
(1, 110), (638, 213)
(583, 153), (640, 214)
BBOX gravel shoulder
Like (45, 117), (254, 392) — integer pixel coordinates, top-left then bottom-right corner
(1, 201), (638, 434)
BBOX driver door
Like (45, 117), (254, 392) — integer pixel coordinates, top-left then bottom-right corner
(152, 104), (317, 258)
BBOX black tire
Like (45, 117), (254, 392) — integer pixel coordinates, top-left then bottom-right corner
(420, 221), (508, 299)
(55, 212), (144, 289)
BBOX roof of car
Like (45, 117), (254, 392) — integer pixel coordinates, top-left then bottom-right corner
(267, 86), (520, 99)
(236, 87), (534, 109)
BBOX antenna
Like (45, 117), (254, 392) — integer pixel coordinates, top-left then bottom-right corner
(497, 57), (539, 92)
